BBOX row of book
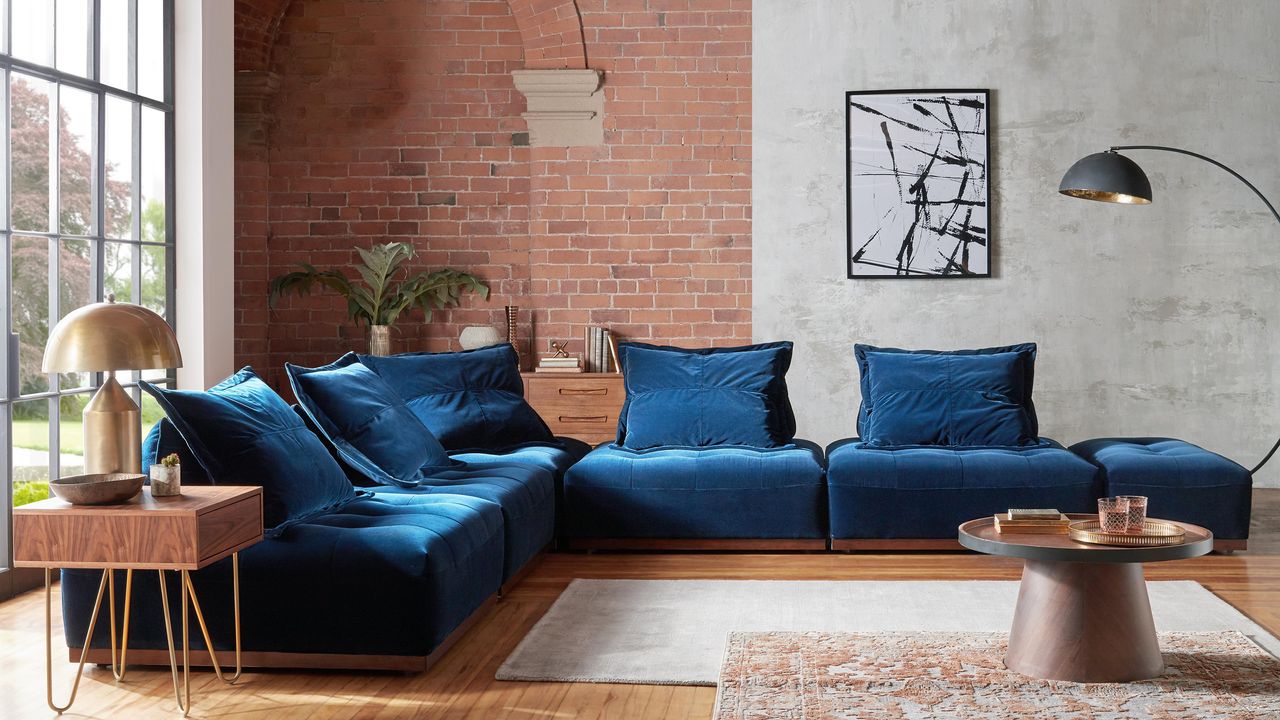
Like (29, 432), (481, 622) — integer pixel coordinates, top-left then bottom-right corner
(535, 327), (621, 373)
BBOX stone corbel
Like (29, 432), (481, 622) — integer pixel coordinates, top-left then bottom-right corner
(235, 70), (280, 148)
(511, 69), (604, 147)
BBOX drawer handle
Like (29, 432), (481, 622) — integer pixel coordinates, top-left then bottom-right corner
(558, 415), (608, 423)
(559, 387), (608, 396)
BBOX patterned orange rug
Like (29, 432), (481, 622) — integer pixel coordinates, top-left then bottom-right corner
(714, 631), (1280, 719)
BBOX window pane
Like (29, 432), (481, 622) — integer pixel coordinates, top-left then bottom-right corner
(13, 399), (50, 505)
(138, 0), (163, 100)
(12, 235), (49, 395)
(141, 243), (165, 315)
(141, 106), (164, 242)
(57, 238), (92, 390)
(11, 0), (54, 67)
(104, 240), (133, 302)
(11, 74), (52, 233)
(99, 0), (130, 89)
(140, 384), (164, 436)
(104, 96), (133, 239)
(58, 393), (87, 477)
(59, 86), (96, 235)
(56, 0), (92, 77)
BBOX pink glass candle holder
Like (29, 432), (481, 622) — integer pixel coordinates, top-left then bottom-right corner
(1098, 497), (1130, 533)
(1118, 495), (1148, 532)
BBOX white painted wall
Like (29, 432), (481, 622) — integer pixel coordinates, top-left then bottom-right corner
(174, 0), (234, 390)
(754, 0), (1280, 485)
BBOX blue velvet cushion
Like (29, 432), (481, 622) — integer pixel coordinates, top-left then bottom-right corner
(1069, 437), (1252, 539)
(141, 418), (210, 485)
(563, 441), (827, 538)
(826, 438), (1100, 539)
(360, 345), (553, 451)
(616, 341), (796, 450)
(855, 343), (1039, 439)
(140, 368), (358, 530)
(286, 353), (456, 488)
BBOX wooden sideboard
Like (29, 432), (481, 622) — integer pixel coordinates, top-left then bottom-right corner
(522, 372), (625, 445)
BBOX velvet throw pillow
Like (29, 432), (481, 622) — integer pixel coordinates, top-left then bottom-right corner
(140, 418), (211, 485)
(140, 368), (358, 529)
(856, 345), (1038, 447)
(359, 344), (553, 451)
(286, 353), (456, 487)
(854, 343), (1039, 439)
(617, 341), (796, 450)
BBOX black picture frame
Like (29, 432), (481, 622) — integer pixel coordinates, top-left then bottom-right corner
(845, 88), (992, 279)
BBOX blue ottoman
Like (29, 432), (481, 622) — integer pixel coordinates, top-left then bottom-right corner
(563, 441), (828, 543)
(826, 439), (1101, 542)
(1069, 437), (1252, 543)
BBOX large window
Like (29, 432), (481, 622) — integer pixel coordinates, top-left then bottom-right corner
(1, 0), (173, 591)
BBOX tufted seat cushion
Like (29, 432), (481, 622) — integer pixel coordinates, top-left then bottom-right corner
(1069, 437), (1252, 539)
(826, 439), (1100, 539)
(448, 439), (592, 482)
(563, 441), (827, 538)
(372, 459), (559, 581)
(63, 492), (504, 658)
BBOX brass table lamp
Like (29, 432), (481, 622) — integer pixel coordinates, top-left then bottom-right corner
(41, 295), (183, 474)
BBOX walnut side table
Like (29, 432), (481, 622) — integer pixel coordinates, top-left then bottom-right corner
(13, 485), (263, 715)
(958, 514), (1213, 683)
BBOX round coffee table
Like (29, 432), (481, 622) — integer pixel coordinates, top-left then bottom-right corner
(958, 514), (1213, 683)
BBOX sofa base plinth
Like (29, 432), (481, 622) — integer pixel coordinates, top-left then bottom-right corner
(72, 595), (497, 672)
(832, 538), (1247, 553)
(832, 538), (963, 551)
(565, 538), (828, 551)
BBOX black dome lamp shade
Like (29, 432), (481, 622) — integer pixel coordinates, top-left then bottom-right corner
(1059, 143), (1280, 476)
(1058, 150), (1153, 204)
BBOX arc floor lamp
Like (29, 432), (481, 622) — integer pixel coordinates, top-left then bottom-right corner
(1059, 145), (1280, 476)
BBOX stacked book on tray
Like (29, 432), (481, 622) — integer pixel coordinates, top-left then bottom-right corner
(993, 508), (1070, 534)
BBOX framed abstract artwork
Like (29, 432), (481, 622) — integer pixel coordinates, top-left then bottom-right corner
(845, 89), (990, 278)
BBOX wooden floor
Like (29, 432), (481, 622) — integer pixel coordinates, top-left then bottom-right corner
(0, 491), (1276, 719)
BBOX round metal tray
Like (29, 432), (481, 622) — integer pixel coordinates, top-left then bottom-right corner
(1068, 519), (1187, 547)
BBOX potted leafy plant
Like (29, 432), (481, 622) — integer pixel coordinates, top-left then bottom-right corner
(267, 242), (489, 355)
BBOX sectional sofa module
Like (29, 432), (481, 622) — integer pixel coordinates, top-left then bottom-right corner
(61, 348), (587, 672)
(825, 439), (1101, 548)
(562, 441), (829, 549)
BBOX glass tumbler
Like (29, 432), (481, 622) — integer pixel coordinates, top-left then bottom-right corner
(1098, 497), (1130, 533)
(1118, 495), (1148, 532)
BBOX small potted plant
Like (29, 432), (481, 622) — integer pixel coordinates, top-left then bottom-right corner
(150, 452), (182, 497)
(267, 242), (489, 355)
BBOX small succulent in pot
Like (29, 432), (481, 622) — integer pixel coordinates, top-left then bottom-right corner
(151, 452), (182, 497)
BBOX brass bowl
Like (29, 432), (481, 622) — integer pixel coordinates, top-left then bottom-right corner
(50, 473), (145, 505)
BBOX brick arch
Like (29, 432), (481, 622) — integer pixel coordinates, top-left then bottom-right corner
(235, 0), (586, 73)
(234, 0), (295, 72)
(506, 0), (589, 69)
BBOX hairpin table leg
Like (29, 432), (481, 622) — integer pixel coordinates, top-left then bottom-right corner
(183, 553), (242, 683)
(107, 569), (132, 680)
(157, 569), (191, 717)
(46, 568), (110, 714)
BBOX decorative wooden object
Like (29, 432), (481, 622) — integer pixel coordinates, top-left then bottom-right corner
(522, 372), (625, 445)
(958, 514), (1213, 683)
(14, 486), (263, 715)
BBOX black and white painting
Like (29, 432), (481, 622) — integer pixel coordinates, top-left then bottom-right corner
(845, 89), (990, 278)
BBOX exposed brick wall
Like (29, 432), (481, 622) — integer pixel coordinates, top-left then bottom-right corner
(232, 0), (752, 384)
(526, 0), (752, 353)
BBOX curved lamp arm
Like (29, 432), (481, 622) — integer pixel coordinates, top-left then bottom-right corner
(1110, 145), (1280, 475)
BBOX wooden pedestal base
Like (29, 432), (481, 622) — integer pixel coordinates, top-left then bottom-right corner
(1006, 559), (1164, 683)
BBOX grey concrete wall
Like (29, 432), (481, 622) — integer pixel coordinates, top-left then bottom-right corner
(753, 0), (1280, 485)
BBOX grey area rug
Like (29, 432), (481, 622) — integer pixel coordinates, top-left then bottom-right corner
(495, 579), (1280, 686)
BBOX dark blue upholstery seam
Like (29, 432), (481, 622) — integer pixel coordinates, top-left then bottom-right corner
(265, 490), (374, 538)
